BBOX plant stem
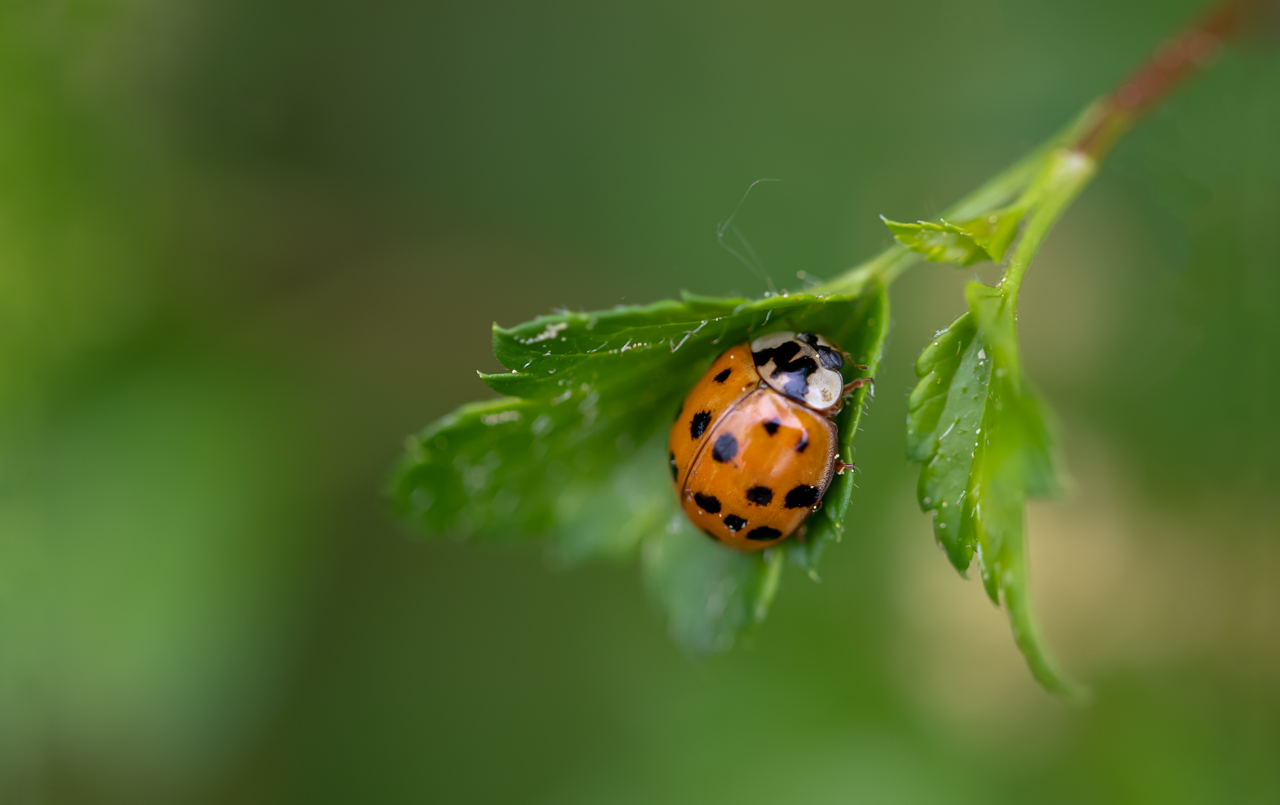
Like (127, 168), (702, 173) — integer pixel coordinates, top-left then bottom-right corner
(999, 151), (1095, 306)
(1075, 0), (1247, 160)
(813, 0), (1262, 298)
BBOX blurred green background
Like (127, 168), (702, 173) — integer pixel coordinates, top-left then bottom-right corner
(4, 0), (1279, 802)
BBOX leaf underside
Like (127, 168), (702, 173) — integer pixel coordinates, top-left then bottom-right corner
(392, 284), (889, 653)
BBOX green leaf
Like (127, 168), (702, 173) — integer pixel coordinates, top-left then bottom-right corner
(553, 436), (678, 565)
(965, 363), (1081, 700)
(964, 281), (1059, 499)
(643, 521), (784, 654)
(391, 282), (889, 652)
(901, 147), (1099, 698)
(882, 206), (1024, 267)
(907, 312), (988, 572)
(907, 281), (1080, 698)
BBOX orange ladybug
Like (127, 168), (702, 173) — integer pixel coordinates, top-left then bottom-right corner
(669, 331), (870, 551)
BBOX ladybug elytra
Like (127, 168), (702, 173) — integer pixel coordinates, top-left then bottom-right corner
(668, 331), (871, 552)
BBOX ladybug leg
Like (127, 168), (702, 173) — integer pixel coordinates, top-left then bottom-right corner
(836, 461), (857, 475)
(841, 377), (874, 398)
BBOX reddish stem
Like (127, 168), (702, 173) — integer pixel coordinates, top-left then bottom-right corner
(1074, 0), (1258, 158)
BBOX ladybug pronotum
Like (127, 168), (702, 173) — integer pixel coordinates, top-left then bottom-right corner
(668, 331), (871, 552)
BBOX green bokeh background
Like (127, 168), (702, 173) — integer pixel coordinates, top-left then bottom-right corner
(5, 1), (1279, 802)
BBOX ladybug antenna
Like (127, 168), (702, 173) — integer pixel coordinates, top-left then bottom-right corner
(841, 351), (868, 371)
(716, 178), (779, 292)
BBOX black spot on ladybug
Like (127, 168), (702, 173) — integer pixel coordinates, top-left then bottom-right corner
(753, 340), (818, 401)
(754, 339), (800, 366)
(797, 332), (818, 346)
(712, 433), (738, 462)
(746, 486), (773, 506)
(690, 410), (711, 439)
(784, 485), (820, 509)
(746, 526), (782, 541)
(668, 452), (678, 481)
(713, 368), (731, 383)
(796, 433), (809, 453)
(763, 418), (780, 435)
(724, 514), (747, 532)
(694, 492), (721, 513)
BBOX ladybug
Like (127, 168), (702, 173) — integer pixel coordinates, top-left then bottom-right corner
(668, 331), (871, 552)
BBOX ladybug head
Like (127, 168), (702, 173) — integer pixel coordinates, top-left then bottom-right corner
(749, 331), (845, 412)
